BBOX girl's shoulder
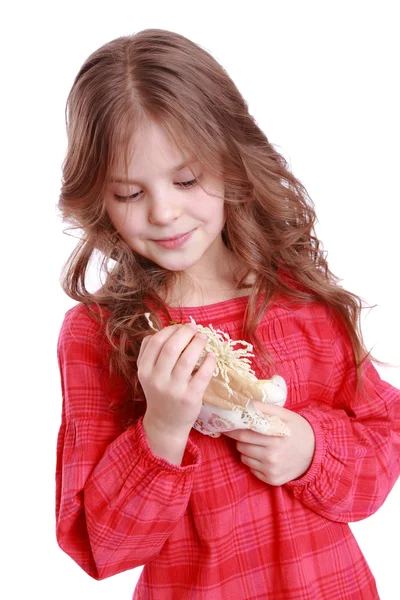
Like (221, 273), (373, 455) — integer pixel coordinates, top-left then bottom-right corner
(259, 295), (347, 344)
(58, 301), (111, 349)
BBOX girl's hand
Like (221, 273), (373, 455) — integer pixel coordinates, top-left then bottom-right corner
(138, 323), (216, 436)
(223, 402), (316, 486)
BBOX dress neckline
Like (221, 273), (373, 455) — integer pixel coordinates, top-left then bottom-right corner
(165, 294), (253, 324)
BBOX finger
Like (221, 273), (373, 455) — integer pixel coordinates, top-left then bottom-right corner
(154, 323), (200, 374)
(139, 324), (181, 369)
(222, 430), (242, 440)
(252, 400), (288, 418)
(188, 351), (217, 395)
(137, 335), (153, 364)
(172, 332), (209, 379)
(224, 429), (265, 445)
(249, 468), (268, 483)
(240, 453), (263, 470)
(237, 441), (267, 459)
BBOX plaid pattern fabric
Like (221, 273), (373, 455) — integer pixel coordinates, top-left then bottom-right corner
(55, 295), (400, 599)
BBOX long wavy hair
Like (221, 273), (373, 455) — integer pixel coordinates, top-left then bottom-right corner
(58, 28), (380, 427)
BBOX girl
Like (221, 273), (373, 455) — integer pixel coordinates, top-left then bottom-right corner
(56, 28), (400, 599)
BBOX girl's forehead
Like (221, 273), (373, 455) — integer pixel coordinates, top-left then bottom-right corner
(112, 145), (196, 169)
(109, 157), (201, 185)
(112, 133), (196, 171)
(109, 119), (221, 178)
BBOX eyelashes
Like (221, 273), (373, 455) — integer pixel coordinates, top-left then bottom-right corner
(178, 178), (198, 189)
(113, 178), (199, 203)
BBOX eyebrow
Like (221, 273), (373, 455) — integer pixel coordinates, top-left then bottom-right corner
(110, 158), (198, 184)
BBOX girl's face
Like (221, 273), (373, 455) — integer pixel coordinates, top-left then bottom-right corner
(105, 120), (227, 278)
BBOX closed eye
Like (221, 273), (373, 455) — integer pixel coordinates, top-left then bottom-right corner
(113, 178), (199, 202)
(177, 178), (198, 188)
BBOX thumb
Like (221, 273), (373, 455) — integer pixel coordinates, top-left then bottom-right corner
(252, 400), (288, 418)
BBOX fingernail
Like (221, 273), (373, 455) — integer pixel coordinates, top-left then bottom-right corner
(187, 323), (198, 330)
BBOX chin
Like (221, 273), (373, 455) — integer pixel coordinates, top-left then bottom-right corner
(146, 251), (205, 273)
(156, 259), (201, 272)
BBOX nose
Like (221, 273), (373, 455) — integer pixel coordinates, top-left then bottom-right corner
(148, 192), (181, 226)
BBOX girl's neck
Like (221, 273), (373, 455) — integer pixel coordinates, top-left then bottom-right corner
(164, 285), (252, 308)
(158, 245), (255, 307)
(162, 267), (256, 308)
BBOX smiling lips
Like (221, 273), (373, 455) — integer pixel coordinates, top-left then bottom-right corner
(151, 229), (195, 249)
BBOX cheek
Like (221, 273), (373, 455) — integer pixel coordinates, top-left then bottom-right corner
(107, 204), (142, 237)
(196, 195), (225, 225)
(212, 203), (226, 231)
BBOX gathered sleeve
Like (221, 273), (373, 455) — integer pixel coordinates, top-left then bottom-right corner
(284, 307), (400, 523)
(55, 306), (201, 580)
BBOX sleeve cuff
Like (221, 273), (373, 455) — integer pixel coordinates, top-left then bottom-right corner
(135, 416), (202, 473)
(284, 408), (327, 489)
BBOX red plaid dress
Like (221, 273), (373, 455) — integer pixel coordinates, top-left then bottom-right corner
(56, 294), (400, 599)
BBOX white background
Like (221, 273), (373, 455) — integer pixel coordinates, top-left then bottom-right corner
(2, 1), (399, 598)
